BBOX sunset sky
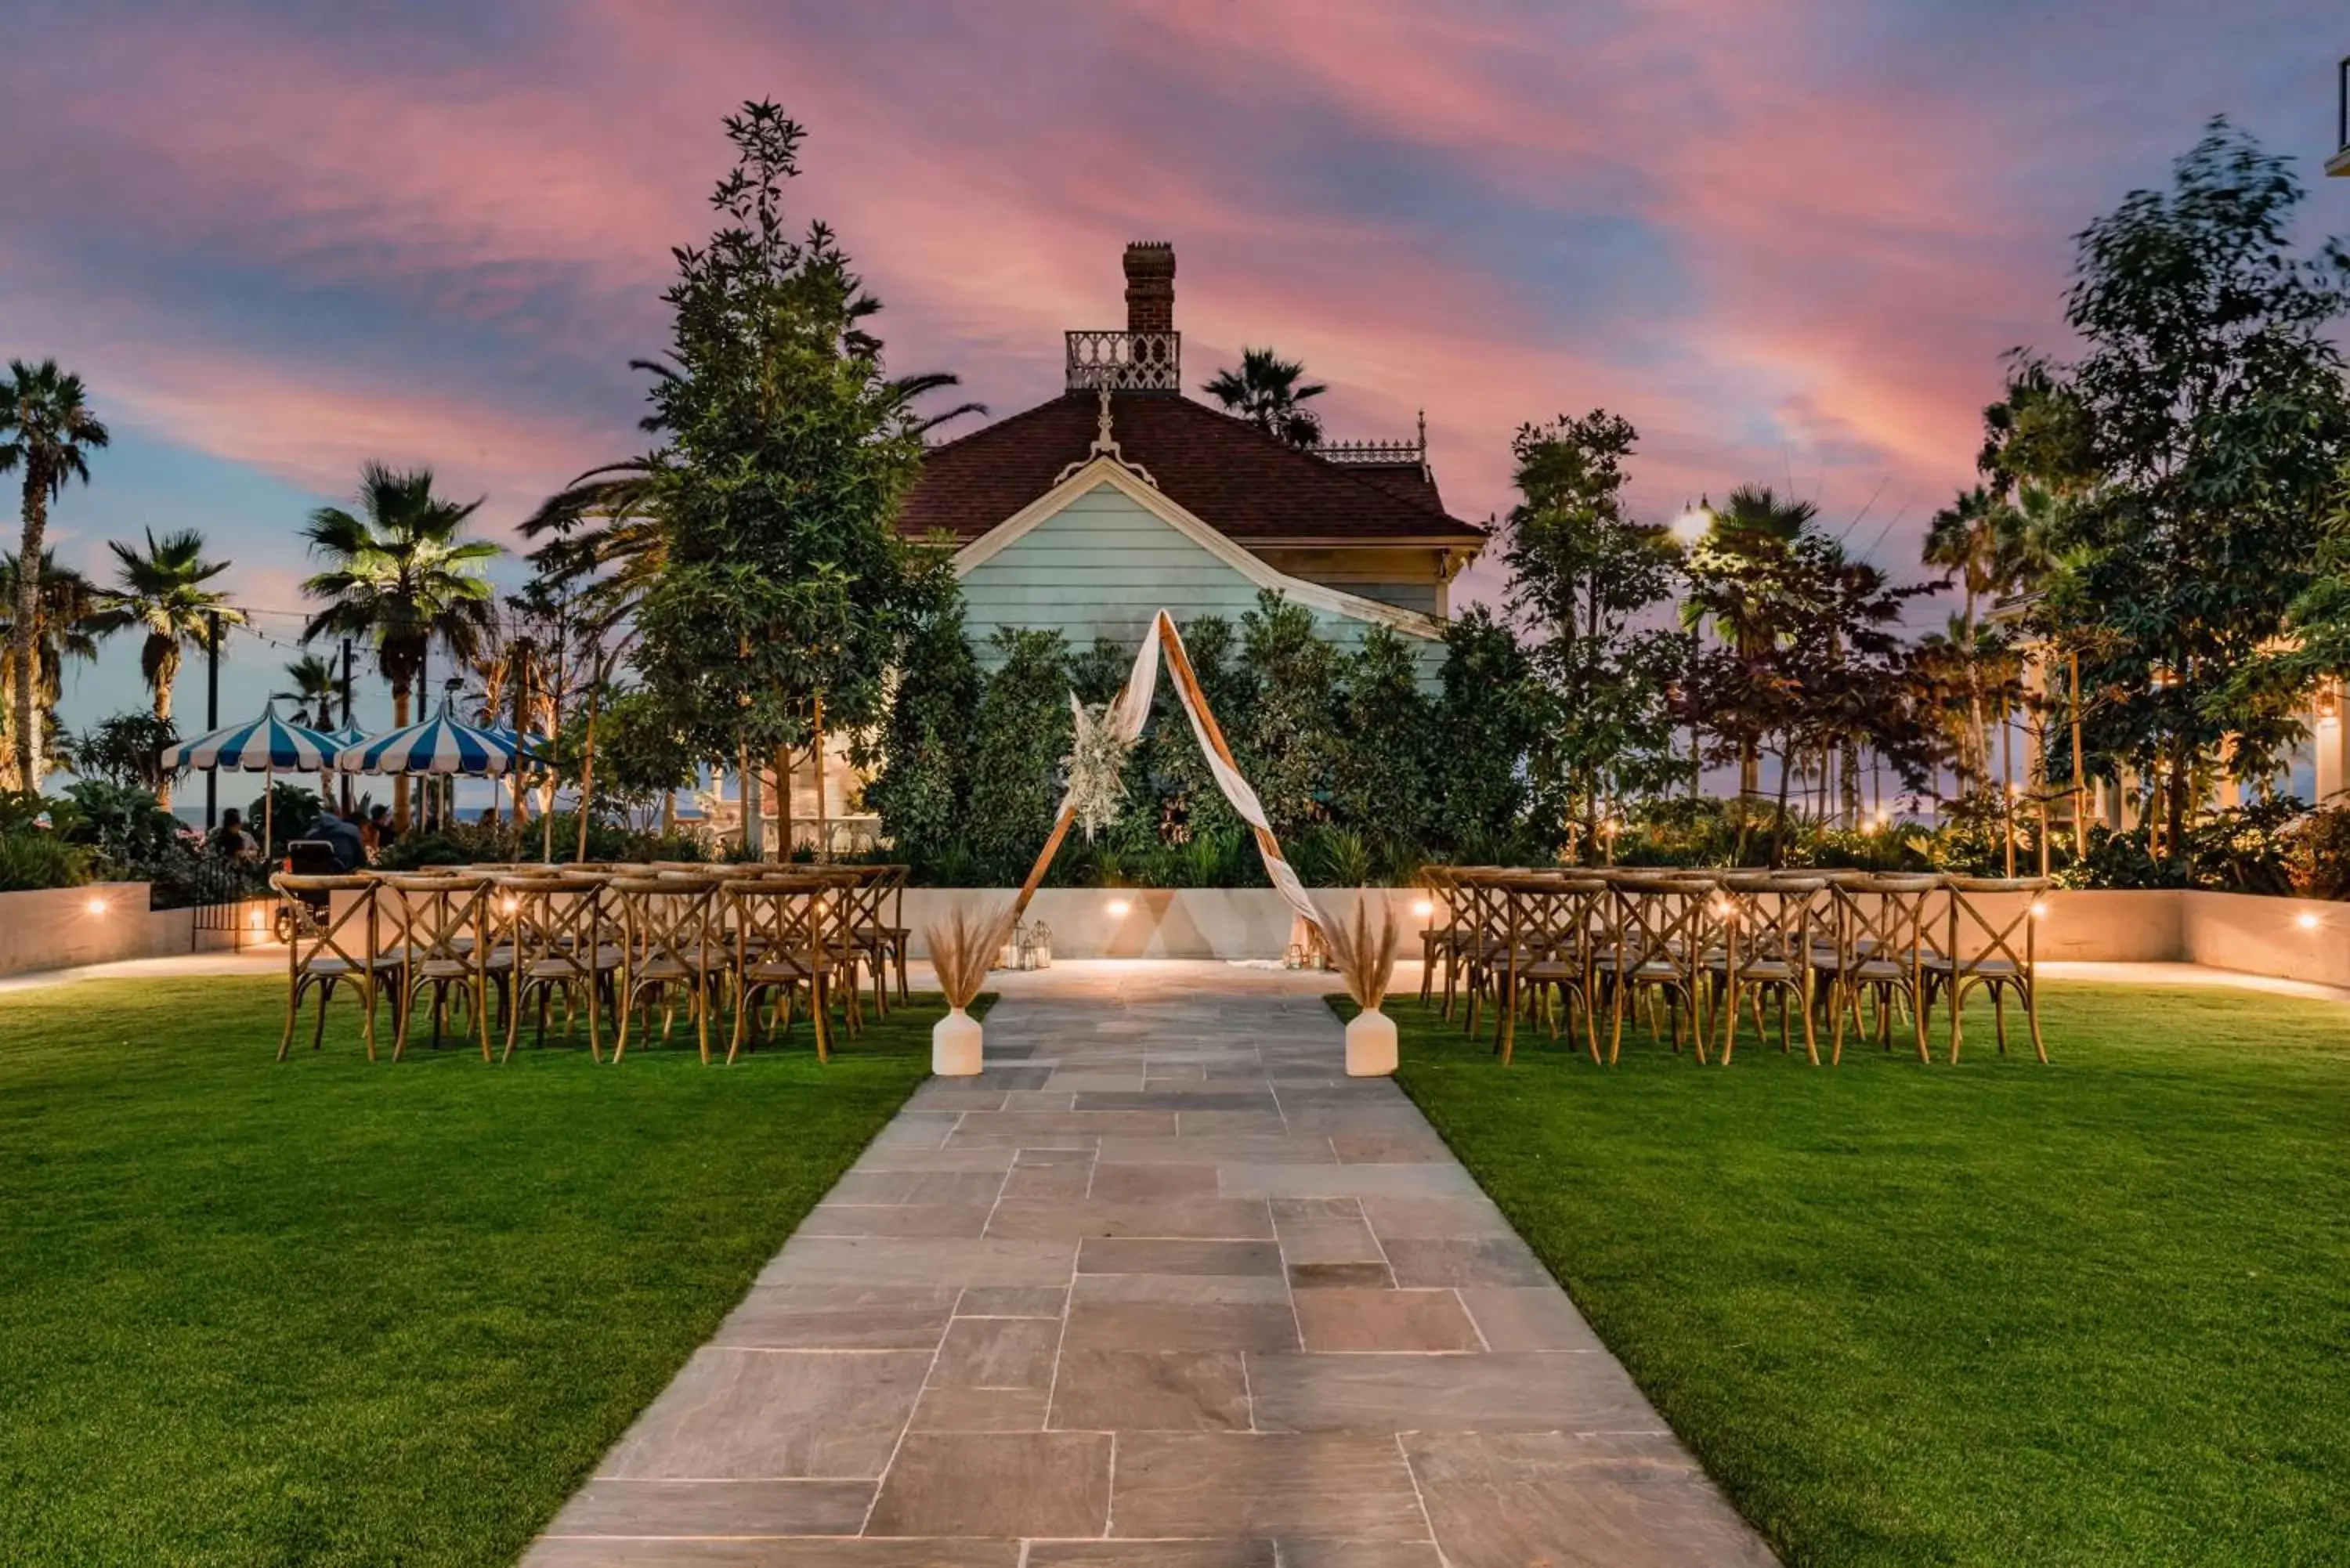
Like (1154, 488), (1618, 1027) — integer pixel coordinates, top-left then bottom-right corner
(3, 0), (2341, 733)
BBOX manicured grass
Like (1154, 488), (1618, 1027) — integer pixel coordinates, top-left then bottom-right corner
(1368, 983), (2350, 1567)
(0, 977), (954, 1566)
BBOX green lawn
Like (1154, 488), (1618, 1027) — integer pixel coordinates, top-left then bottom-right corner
(1371, 983), (2350, 1568)
(0, 976), (950, 1566)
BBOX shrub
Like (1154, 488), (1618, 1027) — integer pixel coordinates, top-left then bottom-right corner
(0, 828), (91, 891)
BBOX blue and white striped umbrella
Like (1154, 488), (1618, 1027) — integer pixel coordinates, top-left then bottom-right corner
(161, 703), (342, 773)
(482, 721), (551, 763)
(335, 700), (519, 777)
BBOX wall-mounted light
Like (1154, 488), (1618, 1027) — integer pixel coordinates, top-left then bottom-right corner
(83, 897), (110, 917)
(499, 896), (520, 915)
(1105, 898), (1131, 918)
(1412, 899), (1435, 919)
(2030, 901), (2049, 919)
(2298, 910), (2321, 930)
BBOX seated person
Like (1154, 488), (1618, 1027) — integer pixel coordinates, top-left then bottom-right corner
(368, 804), (398, 850)
(309, 807), (368, 873)
(211, 807), (257, 862)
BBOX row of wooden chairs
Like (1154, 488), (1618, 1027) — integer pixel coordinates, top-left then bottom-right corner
(270, 862), (910, 1068)
(1418, 866), (2052, 1068)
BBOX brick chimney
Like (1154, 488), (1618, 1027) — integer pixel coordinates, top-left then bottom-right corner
(1123, 241), (1175, 333)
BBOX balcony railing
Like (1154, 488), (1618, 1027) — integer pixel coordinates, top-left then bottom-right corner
(1065, 330), (1181, 392)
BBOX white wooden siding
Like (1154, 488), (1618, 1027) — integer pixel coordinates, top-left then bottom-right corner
(959, 484), (1442, 680)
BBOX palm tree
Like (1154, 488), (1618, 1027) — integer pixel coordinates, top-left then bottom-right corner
(1925, 483), (2049, 795)
(85, 529), (244, 809)
(1203, 348), (1326, 448)
(0, 551), (106, 791)
(300, 463), (501, 827)
(1679, 485), (1819, 798)
(283, 651), (343, 800)
(0, 359), (110, 789)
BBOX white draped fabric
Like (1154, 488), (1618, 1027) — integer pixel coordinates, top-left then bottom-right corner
(1064, 609), (1322, 935)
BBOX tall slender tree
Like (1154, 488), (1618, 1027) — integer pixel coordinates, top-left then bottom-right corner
(1203, 349), (1327, 448)
(0, 359), (110, 789)
(87, 529), (244, 809)
(299, 463), (501, 827)
(627, 100), (964, 858)
(1502, 411), (1687, 858)
(0, 551), (105, 790)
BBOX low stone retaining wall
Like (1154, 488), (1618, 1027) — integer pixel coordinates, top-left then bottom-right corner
(0, 883), (200, 977)
(901, 884), (2350, 983)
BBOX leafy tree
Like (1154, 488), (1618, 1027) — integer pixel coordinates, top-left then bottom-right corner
(1502, 411), (1687, 860)
(627, 102), (972, 854)
(1235, 591), (1340, 842)
(864, 565), (982, 876)
(0, 359), (109, 789)
(299, 463), (501, 828)
(1329, 623), (1431, 862)
(964, 628), (1070, 883)
(0, 551), (106, 790)
(1202, 348), (1326, 448)
(2026, 121), (2350, 851)
(85, 529), (243, 809)
(1426, 603), (1542, 853)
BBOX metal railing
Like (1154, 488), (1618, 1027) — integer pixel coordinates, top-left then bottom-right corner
(1065, 330), (1181, 392)
(1318, 437), (1426, 466)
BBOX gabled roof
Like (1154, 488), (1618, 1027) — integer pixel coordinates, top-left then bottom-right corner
(953, 455), (1447, 641)
(900, 392), (1487, 548)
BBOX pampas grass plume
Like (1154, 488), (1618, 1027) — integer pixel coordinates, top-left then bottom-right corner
(1319, 898), (1400, 1010)
(927, 901), (1015, 1010)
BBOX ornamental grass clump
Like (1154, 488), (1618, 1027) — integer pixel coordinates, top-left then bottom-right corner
(1319, 898), (1403, 1077)
(1319, 897), (1401, 1010)
(924, 899), (1014, 1076)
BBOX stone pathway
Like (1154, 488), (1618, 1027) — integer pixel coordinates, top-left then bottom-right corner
(528, 961), (1775, 1566)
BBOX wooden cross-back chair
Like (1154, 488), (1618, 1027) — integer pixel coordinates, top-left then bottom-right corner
(1415, 865), (1465, 1006)
(1712, 873), (1825, 1065)
(1495, 873), (1609, 1066)
(1601, 873), (1720, 1064)
(1824, 874), (1943, 1064)
(378, 873), (502, 1062)
(1448, 869), (1515, 1034)
(723, 874), (843, 1064)
(609, 874), (721, 1064)
(846, 864), (912, 1011)
(1929, 876), (2051, 1064)
(271, 874), (393, 1061)
(496, 873), (620, 1063)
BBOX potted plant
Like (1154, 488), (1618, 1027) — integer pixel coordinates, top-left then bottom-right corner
(1321, 896), (1401, 1076)
(924, 901), (1014, 1076)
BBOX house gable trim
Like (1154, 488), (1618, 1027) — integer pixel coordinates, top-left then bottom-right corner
(949, 457), (1444, 640)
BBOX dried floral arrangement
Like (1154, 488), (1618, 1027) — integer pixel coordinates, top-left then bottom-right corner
(926, 900), (1016, 1010)
(1062, 692), (1136, 843)
(1318, 898), (1401, 1010)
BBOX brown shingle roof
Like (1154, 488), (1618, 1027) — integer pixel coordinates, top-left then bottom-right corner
(899, 392), (1486, 547)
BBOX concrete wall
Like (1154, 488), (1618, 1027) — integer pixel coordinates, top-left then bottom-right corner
(895, 885), (2336, 977)
(0, 884), (193, 977)
(902, 887), (1429, 960)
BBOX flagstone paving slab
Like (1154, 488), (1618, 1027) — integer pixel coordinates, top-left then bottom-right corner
(531, 963), (1774, 1566)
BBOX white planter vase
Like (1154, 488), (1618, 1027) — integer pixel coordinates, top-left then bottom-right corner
(1344, 1006), (1397, 1077)
(932, 1006), (983, 1076)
